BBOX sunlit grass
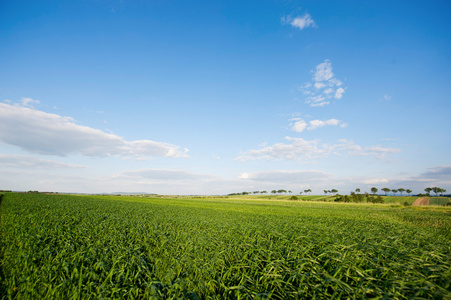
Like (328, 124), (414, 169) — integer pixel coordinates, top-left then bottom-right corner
(1, 193), (450, 299)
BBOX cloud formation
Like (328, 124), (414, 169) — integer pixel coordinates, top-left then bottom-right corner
(282, 13), (317, 30)
(413, 165), (451, 181)
(301, 60), (345, 107)
(0, 101), (188, 159)
(239, 170), (332, 184)
(0, 154), (86, 169)
(236, 137), (400, 162)
(114, 169), (215, 181)
(290, 118), (347, 132)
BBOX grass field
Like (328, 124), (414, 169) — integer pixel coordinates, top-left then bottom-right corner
(1, 193), (450, 299)
(430, 197), (451, 206)
(382, 196), (419, 205)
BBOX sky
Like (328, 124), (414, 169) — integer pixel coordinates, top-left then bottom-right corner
(1, 0), (450, 195)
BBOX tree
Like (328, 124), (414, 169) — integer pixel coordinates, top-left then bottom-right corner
(424, 187), (432, 196)
(261, 191), (267, 194)
(371, 187), (378, 195)
(441, 188), (447, 196)
(392, 189), (397, 196)
(288, 190), (292, 194)
(406, 189), (412, 196)
(355, 188), (360, 194)
(331, 189), (338, 195)
(271, 190), (277, 194)
(382, 188), (391, 196)
(398, 188), (406, 196)
(324, 190), (328, 195)
(299, 191), (303, 195)
(431, 187), (440, 196)
(304, 189), (309, 195)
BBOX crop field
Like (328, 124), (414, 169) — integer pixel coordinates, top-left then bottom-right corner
(1, 193), (450, 299)
(430, 197), (451, 206)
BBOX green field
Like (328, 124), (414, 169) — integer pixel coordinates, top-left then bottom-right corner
(430, 197), (451, 206)
(1, 193), (450, 299)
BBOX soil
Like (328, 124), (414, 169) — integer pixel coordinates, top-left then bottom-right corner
(411, 197), (430, 206)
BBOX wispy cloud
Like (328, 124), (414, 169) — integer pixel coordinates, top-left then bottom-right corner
(290, 118), (347, 132)
(239, 170), (332, 184)
(113, 169), (215, 181)
(382, 94), (392, 101)
(0, 154), (86, 169)
(415, 165), (451, 180)
(20, 97), (40, 107)
(282, 13), (317, 30)
(0, 100), (189, 159)
(236, 137), (400, 162)
(301, 60), (345, 107)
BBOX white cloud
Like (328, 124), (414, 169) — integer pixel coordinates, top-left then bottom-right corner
(323, 88), (334, 95)
(282, 13), (316, 30)
(314, 60), (334, 82)
(308, 118), (339, 130)
(20, 97), (40, 107)
(334, 87), (345, 99)
(301, 60), (346, 107)
(291, 118), (346, 132)
(113, 169), (215, 181)
(306, 95), (328, 107)
(360, 178), (389, 185)
(237, 137), (400, 162)
(314, 82), (326, 89)
(0, 101), (188, 159)
(0, 154), (86, 169)
(238, 170), (332, 184)
(335, 139), (401, 159)
(236, 137), (329, 161)
(291, 119), (308, 132)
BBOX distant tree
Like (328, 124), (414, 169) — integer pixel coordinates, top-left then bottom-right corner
(242, 192), (249, 195)
(371, 187), (378, 195)
(382, 188), (391, 196)
(307, 189), (312, 195)
(299, 191), (303, 195)
(304, 189), (309, 195)
(253, 191), (259, 194)
(271, 190), (277, 194)
(441, 188), (447, 196)
(288, 190), (292, 194)
(424, 187), (432, 196)
(261, 191), (267, 194)
(406, 189), (412, 196)
(324, 190), (328, 195)
(355, 188), (361, 194)
(398, 188), (406, 196)
(277, 189), (287, 194)
(331, 189), (338, 195)
(431, 187), (441, 196)
(392, 189), (397, 196)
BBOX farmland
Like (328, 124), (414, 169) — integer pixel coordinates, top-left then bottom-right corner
(1, 193), (450, 299)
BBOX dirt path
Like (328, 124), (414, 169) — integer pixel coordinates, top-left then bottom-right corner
(412, 197), (430, 206)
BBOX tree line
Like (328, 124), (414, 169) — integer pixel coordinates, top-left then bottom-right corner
(229, 186), (447, 197)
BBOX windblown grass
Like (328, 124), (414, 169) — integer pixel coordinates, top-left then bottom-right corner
(1, 193), (450, 299)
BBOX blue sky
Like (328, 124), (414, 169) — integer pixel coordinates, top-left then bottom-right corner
(1, 0), (450, 195)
